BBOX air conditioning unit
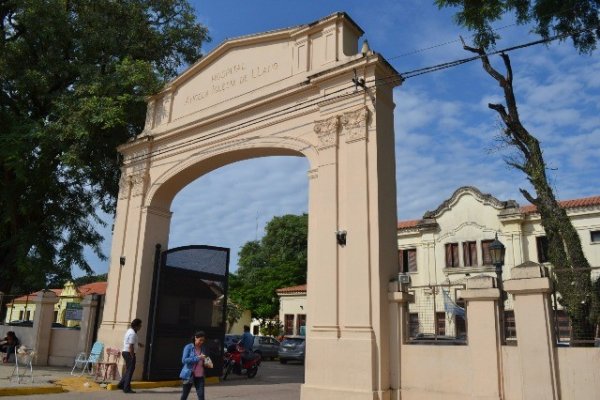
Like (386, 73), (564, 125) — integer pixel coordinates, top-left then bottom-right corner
(398, 273), (411, 284)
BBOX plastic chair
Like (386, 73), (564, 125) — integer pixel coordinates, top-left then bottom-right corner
(94, 347), (121, 382)
(71, 342), (104, 375)
(10, 346), (35, 384)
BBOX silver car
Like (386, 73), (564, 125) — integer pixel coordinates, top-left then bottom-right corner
(253, 336), (280, 360)
(278, 336), (305, 364)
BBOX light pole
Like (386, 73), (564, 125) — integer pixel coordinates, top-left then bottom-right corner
(489, 233), (506, 339)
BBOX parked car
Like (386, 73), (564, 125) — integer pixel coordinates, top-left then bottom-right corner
(7, 320), (33, 327)
(224, 334), (241, 351)
(252, 336), (280, 360)
(278, 335), (305, 364)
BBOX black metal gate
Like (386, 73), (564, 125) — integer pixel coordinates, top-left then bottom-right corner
(144, 244), (229, 381)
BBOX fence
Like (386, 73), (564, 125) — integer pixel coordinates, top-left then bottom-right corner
(550, 267), (600, 346)
(406, 283), (467, 344)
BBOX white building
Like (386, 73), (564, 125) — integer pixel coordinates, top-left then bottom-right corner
(276, 284), (307, 336)
(277, 186), (600, 339)
(397, 186), (600, 339)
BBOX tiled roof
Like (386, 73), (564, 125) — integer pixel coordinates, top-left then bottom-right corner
(78, 281), (108, 296)
(276, 284), (307, 294)
(11, 289), (62, 303)
(397, 220), (419, 229)
(520, 195), (600, 214)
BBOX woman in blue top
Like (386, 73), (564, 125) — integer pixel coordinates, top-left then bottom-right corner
(180, 331), (210, 400)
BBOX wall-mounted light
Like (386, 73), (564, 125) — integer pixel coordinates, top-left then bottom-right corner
(119, 256), (126, 267)
(336, 230), (347, 247)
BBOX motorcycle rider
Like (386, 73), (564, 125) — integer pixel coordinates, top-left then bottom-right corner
(238, 325), (254, 365)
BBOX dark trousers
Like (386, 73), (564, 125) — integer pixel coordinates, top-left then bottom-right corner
(118, 351), (136, 391)
(180, 376), (205, 400)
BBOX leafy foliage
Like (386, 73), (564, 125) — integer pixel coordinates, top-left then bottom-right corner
(230, 214), (308, 320)
(0, 0), (209, 294)
(435, 0), (600, 53)
(226, 301), (243, 333)
(259, 319), (284, 337)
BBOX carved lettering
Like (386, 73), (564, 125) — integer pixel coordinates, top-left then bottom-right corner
(183, 62), (281, 107)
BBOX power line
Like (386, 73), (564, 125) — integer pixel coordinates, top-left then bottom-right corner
(126, 28), (587, 164)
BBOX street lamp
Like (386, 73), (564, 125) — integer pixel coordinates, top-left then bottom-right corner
(489, 233), (506, 277)
(489, 233), (506, 340)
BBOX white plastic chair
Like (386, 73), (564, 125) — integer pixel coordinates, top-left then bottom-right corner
(10, 346), (35, 384)
(71, 342), (104, 375)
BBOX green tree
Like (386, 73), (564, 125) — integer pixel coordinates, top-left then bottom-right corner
(226, 301), (243, 334)
(0, 0), (209, 294)
(435, 0), (600, 53)
(230, 214), (308, 320)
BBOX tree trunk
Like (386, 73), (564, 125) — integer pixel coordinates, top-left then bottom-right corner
(465, 46), (598, 343)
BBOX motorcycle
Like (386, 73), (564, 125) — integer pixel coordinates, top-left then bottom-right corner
(222, 344), (261, 380)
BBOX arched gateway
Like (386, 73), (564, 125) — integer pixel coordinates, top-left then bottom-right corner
(99, 12), (401, 399)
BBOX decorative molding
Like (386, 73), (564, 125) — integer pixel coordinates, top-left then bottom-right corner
(341, 106), (369, 143)
(118, 173), (131, 200)
(314, 115), (340, 150)
(423, 186), (519, 219)
(130, 172), (148, 197)
(144, 99), (156, 131)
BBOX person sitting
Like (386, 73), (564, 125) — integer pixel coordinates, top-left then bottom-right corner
(0, 331), (20, 363)
(238, 325), (254, 364)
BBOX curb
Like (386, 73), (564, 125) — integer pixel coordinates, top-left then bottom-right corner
(0, 386), (65, 397)
(106, 376), (219, 391)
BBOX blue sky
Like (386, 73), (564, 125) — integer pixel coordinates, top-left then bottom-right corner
(83, 1), (600, 276)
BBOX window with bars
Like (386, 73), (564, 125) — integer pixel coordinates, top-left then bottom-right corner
(435, 312), (446, 335)
(408, 313), (420, 338)
(296, 314), (306, 336)
(481, 239), (493, 265)
(445, 243), (459, 268)
(399, 248), (417, 273)
(536, 236), (549, 263)
(463, 241), (477, 266)
(504, 310), (517, 340)
(284, 314), (294, 335)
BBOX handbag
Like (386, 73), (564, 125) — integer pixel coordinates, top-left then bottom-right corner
(204, 356), (213, 369)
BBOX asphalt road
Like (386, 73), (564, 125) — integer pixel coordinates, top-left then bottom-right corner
(18, 360), (305, 400)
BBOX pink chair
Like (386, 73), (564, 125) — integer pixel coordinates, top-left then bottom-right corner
(94, 347), (121, 382)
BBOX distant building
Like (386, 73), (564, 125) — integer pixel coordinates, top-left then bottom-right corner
(4, 281), (107, 327)
(276, 187), (600, 339)
(397, 186), (600, 339)
(276, 284), (306, 336)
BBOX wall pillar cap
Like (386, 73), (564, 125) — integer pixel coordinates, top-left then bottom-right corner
(466, 274), (496, 289)
(34, 290), (59, 305)
(510, 261), (549, 279)
(388, 291), (414, 303)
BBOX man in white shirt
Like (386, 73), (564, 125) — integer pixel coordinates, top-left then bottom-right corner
(118, 318), (144, 394)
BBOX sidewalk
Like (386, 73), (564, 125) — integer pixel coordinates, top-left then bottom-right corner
(0, 363), (71, 396)
(0, 363), (206, 397)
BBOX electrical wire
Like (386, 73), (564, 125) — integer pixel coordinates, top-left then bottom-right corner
(126, 27), (592, 164)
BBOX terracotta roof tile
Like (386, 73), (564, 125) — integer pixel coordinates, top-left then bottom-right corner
(78, 281), (108, 296)
(276, 284), (307, 294)
(397, 220), (419, 229)
(521, 195), (600, 214)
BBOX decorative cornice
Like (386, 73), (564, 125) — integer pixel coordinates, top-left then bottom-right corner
(341, 106), (369, 143)
(423, 186), (519, 219)
(314, 115), (340, 150)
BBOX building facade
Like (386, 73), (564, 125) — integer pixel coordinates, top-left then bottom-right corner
(3, 281), (107, 327)
(277, 284), (307, 336)
(397, 186), (600, 339)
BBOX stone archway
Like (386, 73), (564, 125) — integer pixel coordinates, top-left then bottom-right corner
(98, 12), (401, 400)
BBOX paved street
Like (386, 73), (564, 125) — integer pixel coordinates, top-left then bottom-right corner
(12, 361), (304, 400)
